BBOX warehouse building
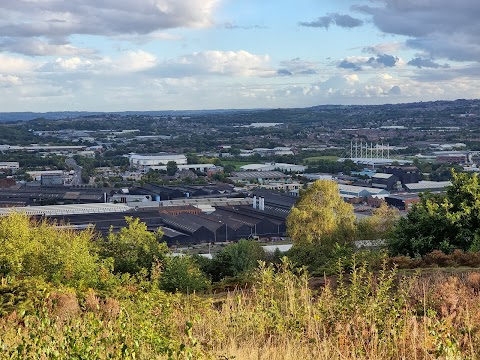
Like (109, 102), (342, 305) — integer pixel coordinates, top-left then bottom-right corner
(0, 185), (108, 206)
(228, 171), (290, 183)
(385, 194), (421, 210)
(404, 181), (451, 193)
(384, 165), (421, 185)
(128, 154), (187, 169)
(0, 162), (19, 171)
(371, 173), (400, 191)
(338, 184), (389, 199)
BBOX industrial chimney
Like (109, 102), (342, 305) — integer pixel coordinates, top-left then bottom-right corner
(259, 197), (265, 211)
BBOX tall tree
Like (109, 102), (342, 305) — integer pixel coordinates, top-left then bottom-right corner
(357, 202), (400, 240)
(389, 171), (480, 256)
(286, 180), (356, 245)
(0, 213), (103, 288)
(166, 161), (178, 176)
(100, 217), (167, 275)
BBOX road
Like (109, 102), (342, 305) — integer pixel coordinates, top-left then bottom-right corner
(65, 158), (83, 186)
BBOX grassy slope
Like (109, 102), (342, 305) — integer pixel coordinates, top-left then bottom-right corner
(2, 263), (480, 359)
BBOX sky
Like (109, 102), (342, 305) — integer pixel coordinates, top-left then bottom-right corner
(0, 0), (479, 112)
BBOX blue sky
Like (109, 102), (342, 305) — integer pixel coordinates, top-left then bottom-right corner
(0, 0), (478, 111)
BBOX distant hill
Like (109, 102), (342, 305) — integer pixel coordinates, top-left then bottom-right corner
(0, 109), (266, 123)
(0, 99), (478, 123)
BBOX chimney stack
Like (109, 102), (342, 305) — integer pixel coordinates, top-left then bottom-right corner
(253, 195), (257, 209)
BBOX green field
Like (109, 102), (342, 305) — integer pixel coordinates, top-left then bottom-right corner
(303, 155), (339, 163)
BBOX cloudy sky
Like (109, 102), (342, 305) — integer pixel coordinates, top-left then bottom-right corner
(0, 0), (479, 111)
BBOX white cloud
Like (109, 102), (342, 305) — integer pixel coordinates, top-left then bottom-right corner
(277, 58), (319, 76)
(0, 54), (37, 73)
(150, 50), (274, 77)
(354, 0), (480, 62)
(183, 50), (272, 77)
(53, 57), (94, 71)
(0, 0), (221, 55)
(0, 75), (22, 87)
(115, 50), (157, 72)
(362, 42), (406, 55)
(0, 38), (95, 57)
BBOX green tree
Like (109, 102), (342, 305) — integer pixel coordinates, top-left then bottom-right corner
(159, 256), (210, 293)
(430, 164), (463, 181)
(100, 217), (168, 275)
(0, 213), (104, 288)
(357, 202), (400, 240)
(286, 180), (356, 245)
(286, 241), (352, 275)
(201, 240), (265, 282)
(166, 161), (178, 176)
(389, 171), (480, 256)
(223, 164), (236, 174)
(186, 153), (199, 164)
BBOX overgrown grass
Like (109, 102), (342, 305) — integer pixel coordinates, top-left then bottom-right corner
(2, 257), (480, 359)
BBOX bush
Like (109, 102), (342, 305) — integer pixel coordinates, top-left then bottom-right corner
(389, 171), (480, 256)
(286, 242), (353, 275)
(100, 217), (168, 275)
(202, 239), (265, 282)
(0, 213), (105, 289)
(160, 256), (210, 294)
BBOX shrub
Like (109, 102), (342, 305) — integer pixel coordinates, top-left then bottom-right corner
(100, 217), (168, 275)
(202, 239), (265, 282)
(0, 213), (104, 288)
(160, 256), (210, 294)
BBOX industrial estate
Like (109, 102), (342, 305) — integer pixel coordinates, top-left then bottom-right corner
(3, 99), (480, 359)
(0, 100), (479, 251)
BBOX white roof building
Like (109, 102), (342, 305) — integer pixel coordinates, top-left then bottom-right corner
(27, 170), (64, 181)
(0, 162), (19, 170)
(0, 203), (130, 217)
(303, 174), (334, 181)
(404, 181), (451, 192)
(146, 163), (214, 173)
(239, 147), (294, 157)
(372, 173), (395, 180)
(240, 163), (306, 173)
(338, 184), (389, 198)
(342, 158), (412, 167)
(129, 154), (187, 168)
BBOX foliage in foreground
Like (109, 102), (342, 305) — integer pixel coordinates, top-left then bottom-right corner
(2, 258), (480, 359)
(390, 171), (480, 256)
(0, 213), (106, 289)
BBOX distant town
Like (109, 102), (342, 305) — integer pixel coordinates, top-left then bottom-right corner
(0, 98), (479, 254)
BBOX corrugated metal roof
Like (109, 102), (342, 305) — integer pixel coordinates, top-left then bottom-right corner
(338, 184), (389, 195)
(159, 197), (251, 207)
(372, 173), (395, 179)
(230, 171), (289, 179)
(0, 203), (130, 216)
(405, 181), (451, 190)
(161, 227), (188, 238)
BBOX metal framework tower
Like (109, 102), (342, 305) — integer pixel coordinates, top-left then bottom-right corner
(350, 140), (391, 159)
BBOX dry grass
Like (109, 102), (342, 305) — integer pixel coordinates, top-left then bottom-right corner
(169, 263), (480, 359)
(2, 263), (480, 359)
